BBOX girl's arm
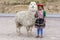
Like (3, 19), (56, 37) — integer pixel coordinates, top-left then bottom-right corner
(43, 10), (46, 23)
(35, 11), (38, 18)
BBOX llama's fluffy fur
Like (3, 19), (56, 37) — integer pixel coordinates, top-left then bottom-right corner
(16, 11), (36, 26)
(15, 2), (37, 35)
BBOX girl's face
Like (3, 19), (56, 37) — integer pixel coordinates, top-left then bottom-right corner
(38, 6), (42, 10)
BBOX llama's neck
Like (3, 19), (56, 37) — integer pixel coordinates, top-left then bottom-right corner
(29, 10), (36, 16)
(29, 9), (36, 13)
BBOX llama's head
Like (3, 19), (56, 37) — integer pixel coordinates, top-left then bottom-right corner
(29, 2), (37, 12)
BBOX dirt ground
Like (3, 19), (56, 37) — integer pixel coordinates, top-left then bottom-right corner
(0, 17), (60, 40)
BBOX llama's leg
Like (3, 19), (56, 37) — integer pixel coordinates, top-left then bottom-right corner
(26, 27), (30, 36)
(16, 22), (22, 36)
(29, 27), (33, 35)
(29, 25), (33, 36)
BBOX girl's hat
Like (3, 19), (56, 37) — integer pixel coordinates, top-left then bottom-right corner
(37, 3), (44, 9)
(37, 3), (43, 6)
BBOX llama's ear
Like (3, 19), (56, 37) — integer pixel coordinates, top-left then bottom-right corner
(28, 2), (31, 9)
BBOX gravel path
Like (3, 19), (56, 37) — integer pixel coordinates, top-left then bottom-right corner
(0, 17), (60, 40)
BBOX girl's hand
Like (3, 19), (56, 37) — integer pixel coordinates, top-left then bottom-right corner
(44, 18), (46, 23)
(44, 20), (46, 23)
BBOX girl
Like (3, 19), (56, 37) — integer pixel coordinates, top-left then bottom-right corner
(35, 3), (46, 38)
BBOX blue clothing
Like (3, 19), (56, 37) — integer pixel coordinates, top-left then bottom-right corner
(37, 27), (43, 36)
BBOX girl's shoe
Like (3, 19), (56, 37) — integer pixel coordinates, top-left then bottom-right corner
(40, 35), (43, 38)
(36, 36), (39, 38)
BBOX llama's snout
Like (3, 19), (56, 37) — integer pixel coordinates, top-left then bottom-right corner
(32, 6), (34, 8)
